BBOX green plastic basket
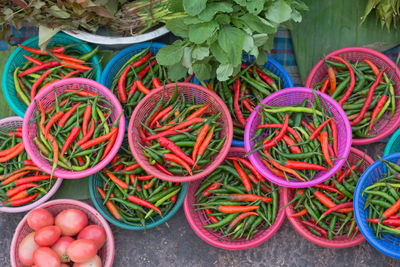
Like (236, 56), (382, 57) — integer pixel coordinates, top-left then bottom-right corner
(2, 32), (102, 118)
(384, 127), (400, 156)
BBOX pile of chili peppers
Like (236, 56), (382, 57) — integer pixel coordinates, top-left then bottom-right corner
(250, 92), (337, 182)
(313, 56), (396, 138)
(202, 62), (282, 141)
(0, 129), (57, 207)
(289, 158), (366, 239)
(194, 156), (278, 241)
(32, 88), (122, 174)
(363, 160), (400, 237)
(138, 87), (226, 176)
(110, 46), (193, 118)
(14, 43), (99, 107)
(97, 146), (182, 226)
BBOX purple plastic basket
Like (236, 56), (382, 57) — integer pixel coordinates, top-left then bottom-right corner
(184, 147), (285, 250)
(22, 78), (125, 179)
(0, 117), (63, 213)
(244, 88), (352, 188)
(10, 199), (114, 267)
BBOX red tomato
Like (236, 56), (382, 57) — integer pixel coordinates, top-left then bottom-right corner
(52, 236), (74, 263)
(77, 225), (106, 249)
(55, 209), (88, 236)
(73, 255), (102, 267)
(33, 247), (61, 267)
(34, 225), (61, 247)
(67, 239), (97, 263)
(27, 208), (54, 231)
(18, 232), (39, 266)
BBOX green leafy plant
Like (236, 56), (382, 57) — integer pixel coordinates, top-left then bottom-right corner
(156, 0), (308, 81)
(362, 0), (400, 30)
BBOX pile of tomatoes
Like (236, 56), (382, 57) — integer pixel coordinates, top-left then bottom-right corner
(18, 207), (106, 267)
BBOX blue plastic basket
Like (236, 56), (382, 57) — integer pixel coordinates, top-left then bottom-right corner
(384, 128), (400, 156)
(193, 55), (293, 147)
(2, 32), (102, 118)
(354, 153), (400, 259)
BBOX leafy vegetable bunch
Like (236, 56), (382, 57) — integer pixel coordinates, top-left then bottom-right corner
(362, 0), (400, 30)
(156, 0), (308, 81)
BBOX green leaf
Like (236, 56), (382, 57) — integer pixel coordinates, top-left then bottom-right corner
(255, 49), (268, 65)
(184, 17), (204, 25)
(166, 18), (189, 38)
(198, 2), (233, 21)
(218, 25), (245, 66)
(243, 34), (254, 52)
(210, 42), (229, 64)
(215, 14), (231, 25)
(192, 62), (212, 80)
(182, 46), (193, 70)
(233, 0), (247, 6)
(192, 46), (210, 60)
(265, 0), (292, 24)
(156, 40), (185, 66)
(168, 63), (188, 81)
(189, 21), (219, 44)
(253, 33), (270, 46)
(38, 25), (60, 50)
(216, 63), (233, 81)
(239, 13), (276, 34)
(183, 0), (207, 16)
(246, 0), (265, 15)
(48, 5), (70, 19)
(169, 0), (184, 12)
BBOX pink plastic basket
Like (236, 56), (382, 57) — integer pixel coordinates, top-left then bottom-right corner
(128, 82), (233, 182)
(305, 47), (400, 145)
(0, 116), (62, 213)
(183, 147), (285, 250)
(244, 87), (352, 188)
(22, 78), (125, 179)
(282, 147), (373, 248)
(10, 199), (115, 267)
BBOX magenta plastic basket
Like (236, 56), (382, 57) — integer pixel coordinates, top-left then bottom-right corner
(244, 87), (352, 188)
(283, 147), (373, 248)
(184, 147), (285, 250)
(128, 82), (233, 182)
(305, 47), (400, 145)
(10, 199), (114, 267)
(22, 78), (125, 179)
(0, 117), (63, 213)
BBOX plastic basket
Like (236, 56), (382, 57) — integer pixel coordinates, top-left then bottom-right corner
(10, 199), (114, 267)
(244, 87), (352, 188)
(283, 147), (373, 248)
(128, 82), (233, 182)
(384, 127), (400, 156)
(22, 78), (125, 179)
(354, 153), (400, 259)
(184, 147), (285, 250)
(305, 47), (400, 145)
(0, 117), (62, 213)
(2, 32), (102, 118)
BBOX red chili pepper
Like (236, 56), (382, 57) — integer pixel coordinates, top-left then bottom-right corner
(232, 160), (252, 191)
(138, 59), (157, 80)
(202, 180), (221, 197)
(101, 132), (117, 161)
(320, 131), (333, 168)
(320, 79), (329, 94)
(106, 171), (128, 189)
(4, 193), (39, 207)
(366, 218), (400, 226)
(82, 105), (92, 135)
(197, 125), (215, 159)
(133, 52), (153, 68)
(64, 89), (97, 97)
(0, 142), (24, 157)
(6, 183), (38, 197)
(23, 55), (44, 65)
(205, 208), (218, 223)
(229, 194), (272, 202)
(192, 123), (209, 161)
(14, 175), (52, 186)
(98, 187), (122, 220)
(143, 179), (155, 190)
(234, 78), (247, 127)
(330, 56), (355, 106)
(136, 175), (154, 181)
(80, 128), (118, 150)
(218, 205), (259, 213)
(329, 120), (338, 157)
(24, 160), (36, 167)
(44, 111), (64, 138)
(117, 65), (130, 103)
(336, 165), (357, 183)
(122, 163), (140, 172)
(1, 171), (30, 186)
(18, 60), (59, 77)
(314, 184), (343, 196)
(45, 98), (68, 114)
(58, 103), (79, 127)
(314, 190), (336, 208)
(152, 77), (162, 88)
(282, 134), (301, 154)
(263, 114), (289, 149)
(128, 82), (137, 95)
(323, 202), (353, 216)
(18, 44), (65, 55)
(290, 208), (308, 218)
(62, 69), (85, 79)
(227, 211), (259, 232)
(0, 142), (24, 163)
(158, 137), (196, 167)
(164, 153), (193, 176)
(383, 198), (400, 218)
(285, 160), (328, 171)
(256, 124), (301, 142)
(76, 119), (95, 146)
(364, 59), (380, 78)
(242, 98), (254, 113)
(135, 80), (151, 95)
(227, 157), (263, 181)
(309, 118), (332, 140)
(60, 126), (80, 157)
(128, 194), (162, 215)
(149, 107), (173, 129)
(186, 103), (211, 120)
(327, 67), (336, 95)
(301, 221), (327, 236)
(369, 95), (388, 131)
(263, 152), (304, 181)
(154, 162), (173, 176)
(184, 73), (195, 83)
(262, 159), (286, 178)
(61, 60), (91, 71)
